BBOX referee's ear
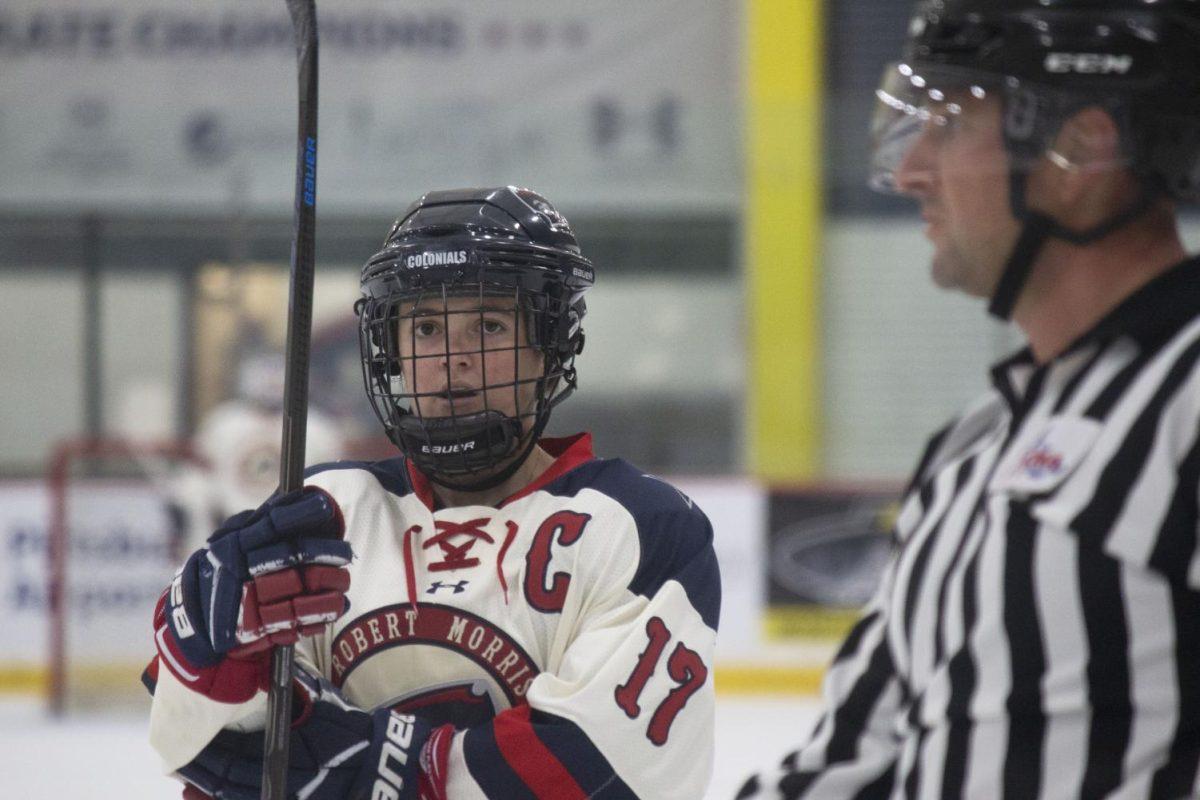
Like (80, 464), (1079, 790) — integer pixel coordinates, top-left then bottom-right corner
(1031, 106), (1130, 229)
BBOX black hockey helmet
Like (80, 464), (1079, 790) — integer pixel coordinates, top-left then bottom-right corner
(871, 0), (1200, 317)
(357, 186), (594, 490)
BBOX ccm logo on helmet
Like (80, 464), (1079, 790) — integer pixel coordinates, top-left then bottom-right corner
(405, 250), (468, 269)
(1044, 52), (1133, 75)
(373, 712), (419, 798)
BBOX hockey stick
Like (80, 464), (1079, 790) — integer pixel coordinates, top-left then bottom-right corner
(262, 2), (318, 799)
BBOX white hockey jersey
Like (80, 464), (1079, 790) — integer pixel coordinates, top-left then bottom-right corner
(166, 401), (347, 556)
(148, 433), (721, 799)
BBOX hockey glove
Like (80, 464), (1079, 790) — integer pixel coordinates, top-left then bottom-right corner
(176, 668), (453, 800)
(155, 487), (352, 701)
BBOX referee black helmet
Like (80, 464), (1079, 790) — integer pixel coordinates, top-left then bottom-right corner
(871, 0), (1200, 317)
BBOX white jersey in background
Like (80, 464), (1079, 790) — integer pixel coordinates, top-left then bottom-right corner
(168, 402), (347, 555)
(196, 401), (346, 515)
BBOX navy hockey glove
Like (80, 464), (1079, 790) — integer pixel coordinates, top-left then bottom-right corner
(154, 487), (352, 701)
(176, 669), (453, 800)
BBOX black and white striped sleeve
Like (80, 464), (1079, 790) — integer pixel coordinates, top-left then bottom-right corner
(736, 557), (904, 800)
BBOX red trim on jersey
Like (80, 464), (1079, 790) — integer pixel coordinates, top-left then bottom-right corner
(144, 655), (160, 685)
(492, 706), (588, 800)
(418, 723), (455, 800)
(497, 520), (519, 604)
(405, 433), (595, 510)
(406, 460), (438, 509)
(499, 433), (595, 508)
(402, 524), (422, 614)
(152, 594), (269, 704)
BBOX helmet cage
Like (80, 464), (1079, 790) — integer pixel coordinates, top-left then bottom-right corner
(358, 274), (581, 490)
(357, 187), (593, 490)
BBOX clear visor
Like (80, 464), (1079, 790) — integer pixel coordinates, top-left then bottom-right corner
(869, 62), (999, 194)
(869, 61), (1131, 195)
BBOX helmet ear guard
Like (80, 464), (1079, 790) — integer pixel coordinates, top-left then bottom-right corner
(355, 297), (403, 381)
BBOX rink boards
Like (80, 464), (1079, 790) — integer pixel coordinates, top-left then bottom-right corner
(0, 477), (898, 698)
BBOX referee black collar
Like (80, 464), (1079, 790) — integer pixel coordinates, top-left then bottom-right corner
(990, 253), (1200, 406)
(1070, 253), (1200, 353)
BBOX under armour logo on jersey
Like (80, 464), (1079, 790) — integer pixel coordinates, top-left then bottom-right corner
(427, 580), (469, 594)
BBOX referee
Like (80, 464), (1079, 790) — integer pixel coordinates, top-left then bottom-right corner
(740, 0), (1200, 797)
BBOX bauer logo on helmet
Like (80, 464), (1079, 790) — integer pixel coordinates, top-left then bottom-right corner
(422, 441), (478, 456)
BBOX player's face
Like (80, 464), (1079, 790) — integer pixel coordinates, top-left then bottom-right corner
(396, 293), (544, 421)
(893, 93), (1020, 297)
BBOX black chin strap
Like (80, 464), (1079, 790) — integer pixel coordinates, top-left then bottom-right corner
(987, 170), (1161, 320)
(424, 412), (547, 494)
(988, 211), (1054, 320)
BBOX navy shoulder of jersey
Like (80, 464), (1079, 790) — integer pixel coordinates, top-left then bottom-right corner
(540, 457), (721, 630)
(304, 457), (415, 498)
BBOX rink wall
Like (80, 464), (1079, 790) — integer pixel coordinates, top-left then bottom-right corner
(0, 476), (897, 699)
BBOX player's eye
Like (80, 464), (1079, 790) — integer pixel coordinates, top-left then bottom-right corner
(413, 319), (440, 337)
(480, 318), (508, 335)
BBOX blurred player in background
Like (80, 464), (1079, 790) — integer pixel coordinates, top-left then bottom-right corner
(166, 335), (346, 557)
(740, 0), (1200, 797)
(145, 186), (721, 799)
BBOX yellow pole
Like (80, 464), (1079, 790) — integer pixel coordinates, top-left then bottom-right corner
(745, 0), (823, 481)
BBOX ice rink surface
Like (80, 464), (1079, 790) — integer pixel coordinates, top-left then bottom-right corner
(0, 694), (823, 799)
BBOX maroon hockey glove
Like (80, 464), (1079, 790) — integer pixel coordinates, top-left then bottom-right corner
(154, 487), (352, 702)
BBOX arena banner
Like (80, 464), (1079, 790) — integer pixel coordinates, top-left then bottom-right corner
(0, 476), (767, 691)
(764, 484), (900, 641)
(0, 1), (738, 214)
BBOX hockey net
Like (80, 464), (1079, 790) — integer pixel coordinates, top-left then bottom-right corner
(45, 437), (207, 715)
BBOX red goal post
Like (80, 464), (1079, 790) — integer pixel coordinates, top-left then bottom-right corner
(46, 436), (207, 715)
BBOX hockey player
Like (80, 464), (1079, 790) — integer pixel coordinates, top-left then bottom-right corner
(145, 186), (721, 799)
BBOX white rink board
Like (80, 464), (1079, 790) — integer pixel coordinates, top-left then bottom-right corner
(673, 476), (767, 660)
(0, 477), (769, 677)
(0, 482), (177, 669)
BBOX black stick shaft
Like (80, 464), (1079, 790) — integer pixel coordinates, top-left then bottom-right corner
(263, 2), (318, 799)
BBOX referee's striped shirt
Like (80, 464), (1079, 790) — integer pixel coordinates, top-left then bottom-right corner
(742, 257), (1200, 800)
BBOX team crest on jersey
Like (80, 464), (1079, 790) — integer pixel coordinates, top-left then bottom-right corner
(331, 602), (540, 708)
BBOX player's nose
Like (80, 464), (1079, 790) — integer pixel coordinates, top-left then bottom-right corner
(438, 331), (479, 372)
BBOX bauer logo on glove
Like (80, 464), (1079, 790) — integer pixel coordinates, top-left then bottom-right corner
(176, 667), (447, 800)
